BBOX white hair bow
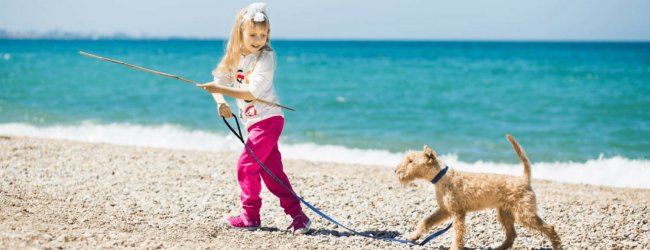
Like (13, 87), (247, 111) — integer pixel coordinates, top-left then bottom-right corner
(243, 2), (268, 22)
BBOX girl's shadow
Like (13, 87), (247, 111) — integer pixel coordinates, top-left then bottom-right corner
(258, 226), (402, 239)
(310, 228), (403, 239)
(255, 227), (552, 250)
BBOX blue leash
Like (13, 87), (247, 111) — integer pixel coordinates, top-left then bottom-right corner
(222, 116), (452, 246)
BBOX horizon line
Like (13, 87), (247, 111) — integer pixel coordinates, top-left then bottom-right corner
(2, 37), (650, 43)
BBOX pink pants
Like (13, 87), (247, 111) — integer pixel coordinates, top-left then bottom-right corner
(237, 116), (302, 221)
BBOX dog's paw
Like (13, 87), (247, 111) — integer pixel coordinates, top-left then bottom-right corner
(406, 234), (420, 242)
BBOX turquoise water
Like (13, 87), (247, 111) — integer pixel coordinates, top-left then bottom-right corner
(1, 40), (649, 164)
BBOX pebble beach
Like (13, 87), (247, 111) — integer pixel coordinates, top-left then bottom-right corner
(1, 135), (649, 249)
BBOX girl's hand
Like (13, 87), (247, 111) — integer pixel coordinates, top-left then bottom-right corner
(218, 103), (233, 118)
(198, 82), (223, 94)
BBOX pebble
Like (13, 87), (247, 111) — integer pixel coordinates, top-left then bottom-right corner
(1, 136), (649, 249)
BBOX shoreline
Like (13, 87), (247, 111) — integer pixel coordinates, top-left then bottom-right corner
(1, 135), (649, 249)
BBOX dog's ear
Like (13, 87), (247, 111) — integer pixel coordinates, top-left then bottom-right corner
(423, 145), (437, 161)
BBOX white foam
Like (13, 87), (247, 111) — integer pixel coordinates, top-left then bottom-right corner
(1, 122), (648, 189)
(0, 121), (243, 152)
(282, 142), (405, 166)
(441, 154), (650, 190)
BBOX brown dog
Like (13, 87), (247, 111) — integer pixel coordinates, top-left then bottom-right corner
(395, 135), (562, 250)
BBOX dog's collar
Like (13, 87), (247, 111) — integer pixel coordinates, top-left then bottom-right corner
(431, 166), (449, 184)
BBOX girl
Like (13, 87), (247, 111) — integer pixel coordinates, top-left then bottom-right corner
(198, 3), (311, 234)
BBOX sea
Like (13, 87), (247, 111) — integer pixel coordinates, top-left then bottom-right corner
(1, 40), (649, 189)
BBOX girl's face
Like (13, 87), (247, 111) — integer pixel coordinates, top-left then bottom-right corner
(241, 26), (268, 54)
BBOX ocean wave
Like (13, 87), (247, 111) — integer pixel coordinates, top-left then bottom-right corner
(1, 122), (648, 189)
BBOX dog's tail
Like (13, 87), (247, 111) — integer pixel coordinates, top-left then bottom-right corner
(506, 134), (531, 185)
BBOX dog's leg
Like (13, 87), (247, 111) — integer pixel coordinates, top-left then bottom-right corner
(407, 209), (450, 242)
(518, 214), (563, 250)
(450, 212), (467, 250)
(494, 208), (517, 250)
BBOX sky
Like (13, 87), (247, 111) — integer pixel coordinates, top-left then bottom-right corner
(1, 0), (650, 41)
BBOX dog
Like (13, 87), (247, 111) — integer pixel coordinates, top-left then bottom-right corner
(395, 135), (562, 250)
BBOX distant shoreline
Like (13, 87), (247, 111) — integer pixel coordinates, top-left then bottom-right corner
(1, 34), (649, 43)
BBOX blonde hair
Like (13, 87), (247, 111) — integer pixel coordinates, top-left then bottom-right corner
(213, 7), (273, 81)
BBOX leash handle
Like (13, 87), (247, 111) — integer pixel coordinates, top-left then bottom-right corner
(221, 116), (451, 246)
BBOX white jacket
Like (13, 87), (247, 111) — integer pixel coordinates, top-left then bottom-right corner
(214, 50), (284, 129)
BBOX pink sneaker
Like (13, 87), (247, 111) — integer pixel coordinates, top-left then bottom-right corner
(223, 213), (261, 231)
(287, 213), (311, 234)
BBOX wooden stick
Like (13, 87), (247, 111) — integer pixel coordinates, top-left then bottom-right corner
(79, 51), (295, 112)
